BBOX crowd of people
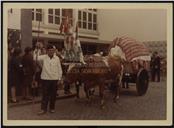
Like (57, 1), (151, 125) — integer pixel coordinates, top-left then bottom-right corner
(8, 43), (72, 105)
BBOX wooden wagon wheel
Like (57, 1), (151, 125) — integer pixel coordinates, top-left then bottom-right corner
(136, 68), (149, 96)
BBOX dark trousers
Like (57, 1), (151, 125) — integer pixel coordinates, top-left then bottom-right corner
(41, 80), (57, 111)
(152, 69), (160, 82)
(64, 80), (70, 92)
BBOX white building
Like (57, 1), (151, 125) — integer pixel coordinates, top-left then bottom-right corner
(31, 9), (107, 55)
(8, 8), (167, 57)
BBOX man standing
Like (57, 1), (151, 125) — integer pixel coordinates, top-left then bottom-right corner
(150, 52), (156, 81)
(34, 44), (62, 115)
(22, 47), (35, 100)
(151, 52), (161, 82)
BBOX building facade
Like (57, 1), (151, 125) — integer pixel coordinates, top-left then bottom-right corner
(31, 8), (110, 55)
(8, 8), (167, 58)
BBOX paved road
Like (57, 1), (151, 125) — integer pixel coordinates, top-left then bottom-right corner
(7, 80), (166, 120)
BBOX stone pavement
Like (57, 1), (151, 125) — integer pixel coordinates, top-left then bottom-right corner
(7, 80), (167, 120)
(8, 88), (77, 108)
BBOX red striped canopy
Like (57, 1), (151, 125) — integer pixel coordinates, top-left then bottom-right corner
(112, 36), (150, 61)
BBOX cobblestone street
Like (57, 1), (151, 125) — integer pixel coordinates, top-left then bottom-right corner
(7, 80), (166, 120)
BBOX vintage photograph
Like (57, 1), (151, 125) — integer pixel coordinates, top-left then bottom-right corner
(2, 2), (173, 126)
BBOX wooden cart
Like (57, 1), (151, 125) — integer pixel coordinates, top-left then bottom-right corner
(122, 59), (150, 96)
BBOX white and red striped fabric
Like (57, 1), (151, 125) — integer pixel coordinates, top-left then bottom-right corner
(112, 36), (150, 61)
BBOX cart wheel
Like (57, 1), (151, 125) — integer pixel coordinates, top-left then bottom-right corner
(136, 68), (149, 96)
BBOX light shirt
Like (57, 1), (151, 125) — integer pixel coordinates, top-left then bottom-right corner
(34, 54), (62, 80)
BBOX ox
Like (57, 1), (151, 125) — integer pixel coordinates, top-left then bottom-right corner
(64, 55), (123, 109)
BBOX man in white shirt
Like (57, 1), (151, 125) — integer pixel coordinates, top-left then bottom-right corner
(34, 44), (62, 115)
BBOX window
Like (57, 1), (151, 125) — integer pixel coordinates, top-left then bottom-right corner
(78, 11), (82, 28)
(32, 9), (43, 21)
(48, 9), (53, 23)
(83, 12), (87, 29)
(88, 13), (92, 30)
(93, 14), (97, 30)
(78, 9), (97, 31)
(47, 9), (73, 25)
(48, 9), (53, 14)
(62, 9), (73, 25)
(48, 9), (61, 24)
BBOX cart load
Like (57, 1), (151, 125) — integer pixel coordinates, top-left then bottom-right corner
(110, 36), (151, 95)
